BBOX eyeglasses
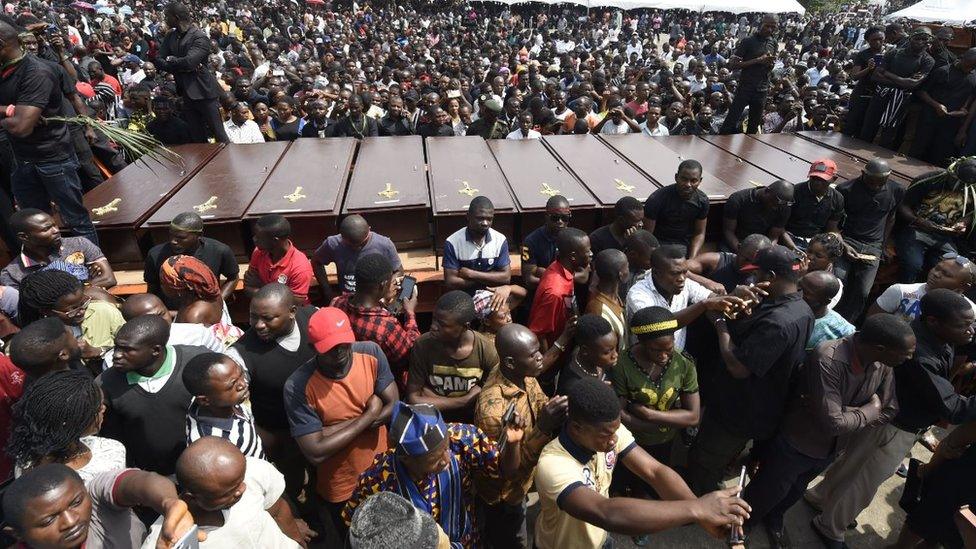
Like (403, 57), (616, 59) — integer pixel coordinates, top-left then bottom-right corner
(54, 297), (91, 317)
(549, 214), (572, 222)
(942, 252), (973, 268)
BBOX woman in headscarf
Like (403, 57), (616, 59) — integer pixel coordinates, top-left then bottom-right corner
(159, 255), (242, 346)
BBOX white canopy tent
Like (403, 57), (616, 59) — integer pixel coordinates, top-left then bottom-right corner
(471, 0), (805, 14)
(886, 0), (976, 25)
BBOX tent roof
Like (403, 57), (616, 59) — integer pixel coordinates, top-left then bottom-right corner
(886, 0), (976, 25)
(471, 0), (804, 13)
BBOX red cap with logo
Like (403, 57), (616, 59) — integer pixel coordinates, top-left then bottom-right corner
(808, 159), (838, 181)
(308, 307), (356, 353)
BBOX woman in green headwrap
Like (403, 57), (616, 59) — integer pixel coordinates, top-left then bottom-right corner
(612, 306), (701, 492)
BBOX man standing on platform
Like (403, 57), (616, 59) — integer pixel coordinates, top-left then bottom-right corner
(719, 14), (779, 135)
(0, 18), (99, 246)
(643, 159), (710, 259)
(244, 214), (313, 305)
(144, 212), (240, 304)
(312, 214), (402, 305)
(521, 195), (571, 291)
(443, 197), (513, 303)
(156, 2), (229, 143)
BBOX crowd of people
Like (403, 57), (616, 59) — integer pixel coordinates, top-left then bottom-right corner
(0, 0), (976, 548)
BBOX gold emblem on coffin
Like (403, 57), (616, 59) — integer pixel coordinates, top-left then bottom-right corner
(458, 181), (479, 197)
(539, 183), (561, 197)
(92, 198), (122, 217)
(614, 178), (635, 194)
(193, 196), (219, 213)
(284, 186), (306, 203)
(377, 183), (399, 199)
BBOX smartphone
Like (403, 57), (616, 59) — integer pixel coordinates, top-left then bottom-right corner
(173, 525), (199, 549)
(271, 69), (284, 77)
(447, 89), (461, 98)
(397, 275), (417, 304)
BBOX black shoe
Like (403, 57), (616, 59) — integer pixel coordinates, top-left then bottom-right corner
(764, 522), (792, 549)
(810, 519), (848, 549)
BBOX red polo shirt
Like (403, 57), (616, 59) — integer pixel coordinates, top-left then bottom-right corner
(248, 241), (313, 304)
(528, 261), (576, 345)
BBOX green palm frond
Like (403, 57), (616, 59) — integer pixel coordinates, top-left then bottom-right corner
(44, 115), (184, 171)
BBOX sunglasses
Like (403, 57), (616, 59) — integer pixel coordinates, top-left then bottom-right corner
(943, 252), (973, 268)
(549, 214), (572, 222)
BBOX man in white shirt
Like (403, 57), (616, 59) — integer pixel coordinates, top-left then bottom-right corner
(120, 54), (146, 86)
(805, 58), (829, 87)
(625, 36), (643, 60)
(224, 102), (266, 144)
(867, 254), (976, 321)
(594, 103), (639, 135)
(507, 112), (542, 140)
(626, 245), (741, 349)
(640, 105), (669, 136)
(142, 437), (306, 548)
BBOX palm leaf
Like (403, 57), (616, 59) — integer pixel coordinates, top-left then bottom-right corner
(43, 115), (184, 172)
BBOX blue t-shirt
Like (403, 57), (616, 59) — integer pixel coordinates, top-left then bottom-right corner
(807, 310), (856, 352)
(521, 226), (558, 271)
(442, 227), (511, 275)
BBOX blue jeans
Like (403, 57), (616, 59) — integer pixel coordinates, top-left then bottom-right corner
(894, 226), (957, 284)
(11, 152), (99, 246)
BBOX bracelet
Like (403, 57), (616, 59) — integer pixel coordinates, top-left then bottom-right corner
(3, 105), (13, 118)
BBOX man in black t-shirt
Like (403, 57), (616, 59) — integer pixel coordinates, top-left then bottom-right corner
(783, 160), (845, 252)
(844, 27), (886, 138)
(643, 159), (709, 258)
(722, 180), (794, 252)
(719, 15), (779, 135)
(835, 160), (905, 321)
(0, 20), (98, 247)
(589, 196), (645, 255)
(144, 212), (240, 305)
(861, 27), (935, 148)
(911, 49), (976, 166)
(522, 195), (570, 290)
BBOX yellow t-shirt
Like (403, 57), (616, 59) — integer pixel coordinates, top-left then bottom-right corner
(534, 424), (636, 549)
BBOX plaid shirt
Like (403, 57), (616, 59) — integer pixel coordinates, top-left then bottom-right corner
(330, 295), (421, 372)
(342, 423), (500, 549)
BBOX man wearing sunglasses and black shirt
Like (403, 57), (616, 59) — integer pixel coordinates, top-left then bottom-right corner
(522, 195), (572, 291)
(721, 180), (794, 253)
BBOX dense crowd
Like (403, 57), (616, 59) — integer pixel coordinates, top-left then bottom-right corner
(0, 0), (975, 548)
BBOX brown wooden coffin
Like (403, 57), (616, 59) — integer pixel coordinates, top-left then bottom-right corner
(342, 136), (430, 250)
(796, 131), (936, 182)
(700, 134), (812, 183)
(144, 142), (290, 259)
(83, 143), (223, 268)
(426, 136), (517, 251)
(245, 138), (357, 255)
(651, 135), (780, 192)
(598, 133), (738, 202)
(487, 138), (601, 235)
(542, 134), (660, 210)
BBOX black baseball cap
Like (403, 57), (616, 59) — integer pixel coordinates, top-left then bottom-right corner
(740, 245), (803, 276)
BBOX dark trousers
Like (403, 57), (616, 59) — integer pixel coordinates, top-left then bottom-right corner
(317, 497), (348, 548)
(843, 94), (872, 137)
(0, 139), (18, 251)
(743, 434), (832, 532)
(70, 128), (104, 192)
(894, 226), (957, 284)
(479, 499), (528, 549)
(11, 150), (99, 246)
(860, 93), (905, 149)
(833, 240), (882, 322)
(686, 411), (752, 496)
(720, 87), (766, 135)
(909, 110), (962, 167)
(611, 440), (674, 498)
(183, 98), (230, 143)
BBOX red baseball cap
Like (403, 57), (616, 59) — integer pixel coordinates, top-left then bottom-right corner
(308, 307), (355, 353)
(808, 159), (838, 181)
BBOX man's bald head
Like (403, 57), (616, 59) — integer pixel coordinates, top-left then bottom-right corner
(799, 270), (841, 312)
(120, 293), (169, 321)
(495, 323), (538, 361)
(339, 214), (370, 243)
(176, 437), (246, 496)
(865, 159), (891, 177)
(768, 179), (795, 202)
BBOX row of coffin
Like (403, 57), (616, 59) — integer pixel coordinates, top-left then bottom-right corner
(81, 131), (935, 267)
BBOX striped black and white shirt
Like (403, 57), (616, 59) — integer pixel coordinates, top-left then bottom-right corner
(186, 400), (266, 459)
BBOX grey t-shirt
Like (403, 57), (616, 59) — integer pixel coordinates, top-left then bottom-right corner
(312, 232), (402, 293)
(0, 236), (105, 288)
(86, 468), (148, 549)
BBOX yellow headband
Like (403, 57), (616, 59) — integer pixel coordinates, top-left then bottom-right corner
(630, 319), (678, 335)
